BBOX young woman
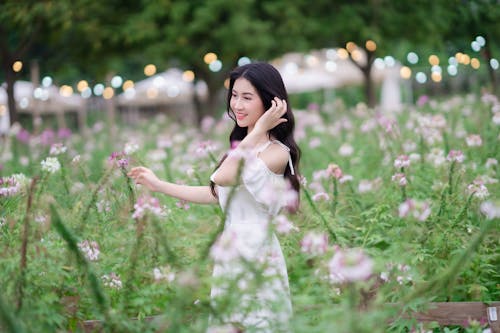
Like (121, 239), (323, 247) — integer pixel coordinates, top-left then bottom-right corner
(128, 62), (301, 332)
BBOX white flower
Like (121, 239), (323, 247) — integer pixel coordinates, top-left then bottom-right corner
(467, 182), (489, 200)
(338, 143), (354, 156)
(78, 240), (100, 261)
(124, 141), (139, 155)
(466, 134), (482, 147)
(399, 199), (431, 221)
(153, 266), (175, 282)
(394, 155), (410, 169)
(41, 157), (61, 174)
(102, 273), (122, 289)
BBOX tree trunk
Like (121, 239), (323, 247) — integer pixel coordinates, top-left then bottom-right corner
(363, 66), (376, 108)
(482, 41), (498, 96)
(6, 69), (18, 125)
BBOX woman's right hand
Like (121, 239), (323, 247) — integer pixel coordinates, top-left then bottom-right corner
(127, 166), (161, 192)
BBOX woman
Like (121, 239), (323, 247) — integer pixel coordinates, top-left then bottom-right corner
(128, 62), (300, 332)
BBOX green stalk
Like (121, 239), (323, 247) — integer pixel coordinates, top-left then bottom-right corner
(303, 187), (337, 242)
(0, 293), (23, 333)
(16, 177), (37, 312)
(331, 178), (338, 217)
(402, 216), (497, 303)
(448, 161), (456, 196)
(50, 204), (116, 332)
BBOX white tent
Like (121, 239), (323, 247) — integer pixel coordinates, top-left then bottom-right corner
(0, 81), (86, 133)
(116, 68), (197, 107)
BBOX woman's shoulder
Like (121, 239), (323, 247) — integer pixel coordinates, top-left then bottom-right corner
(257, 141), (290, 174)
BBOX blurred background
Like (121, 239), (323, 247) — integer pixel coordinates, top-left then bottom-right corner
(1, 0), (499, 133)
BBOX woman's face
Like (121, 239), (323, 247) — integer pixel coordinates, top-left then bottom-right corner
(230, 78), (265, 132)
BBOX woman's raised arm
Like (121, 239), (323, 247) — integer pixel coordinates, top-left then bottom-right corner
(128, 166), (218, 204)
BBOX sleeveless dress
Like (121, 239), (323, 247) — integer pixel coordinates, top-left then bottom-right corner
(208, 140), (294, 332)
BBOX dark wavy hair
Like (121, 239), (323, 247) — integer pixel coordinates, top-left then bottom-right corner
(210, 62), (301, 206)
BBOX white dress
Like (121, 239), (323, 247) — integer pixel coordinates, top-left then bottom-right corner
(209, 141), (293, 332)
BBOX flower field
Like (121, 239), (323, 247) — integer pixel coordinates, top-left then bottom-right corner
(0, 93), (499, 333)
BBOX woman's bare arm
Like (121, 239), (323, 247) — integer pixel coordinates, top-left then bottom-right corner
(128, 166), (218, 204)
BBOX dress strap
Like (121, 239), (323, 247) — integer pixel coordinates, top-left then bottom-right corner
(271, 140), (295, 175)
(255, 141), (273, 153)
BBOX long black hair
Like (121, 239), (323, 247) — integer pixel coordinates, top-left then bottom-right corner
(210, 62), (301, 202)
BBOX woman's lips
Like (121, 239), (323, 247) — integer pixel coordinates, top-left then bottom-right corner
(236, 113), (246, 120)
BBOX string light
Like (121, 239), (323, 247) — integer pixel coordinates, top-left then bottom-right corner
(12, 61), (23, 72)
(182, 70), (195, 82)
(144, 64), (156, 76)
(400, 66), (412, 79)
(365, 40), (377, 52)
(203, 52), (217, 64)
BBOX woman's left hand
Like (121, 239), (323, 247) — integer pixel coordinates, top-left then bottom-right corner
(254, 97), (288, 133)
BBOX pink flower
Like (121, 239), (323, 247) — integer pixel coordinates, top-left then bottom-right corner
(467, 182), (489, 200)
(416, 95), (429, 107)
(300, 232), (328, 256)
(309, 137), (321, 148)
(466, 134), (482, 147)
(480, 201), (500, 219)
(398, 199), (431, 221)
(326, 163), (343, 179)
(176, 200), (190, 210)
(57, 127), (72, 139)
(391, 173), (407, 187)
(312, 192), (330, 201)
(394, 155), (410, 169)
(16, 128), (30, 144)
(0, 176), (21, 197)
(446, 150), (464, 163)
(132, 195), (164, 219)
(39, 129), (55, 146)
(328, 248), (374, 283)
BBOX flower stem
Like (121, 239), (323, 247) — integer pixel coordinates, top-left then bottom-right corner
(304, 187), (337, 242)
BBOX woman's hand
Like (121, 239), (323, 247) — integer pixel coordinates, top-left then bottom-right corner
(127, 166), (161, 192)
(254, 97), (288, 133)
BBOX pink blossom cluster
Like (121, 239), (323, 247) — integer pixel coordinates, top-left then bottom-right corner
(467, 181), (489, 200)
(300, 232), (328, 256)
(77, 240), (100, 261)
(326, 164), (343, 179)
(101, 272), (122, 289)
(132, 196), (164, 219)
(49, 143), (67, 155)
(195, 140), (217, 155)
(398, 199), (431, 221)
(465, 134), (482, 147)
(480, 201), (500, 219)
(391, 173), (407, 187)
(394, 155), (411, 169)
(0, 176), (21, 197)
(108, 151), (129, 169)
(446, 149), (464, 163)
(328, 248), (374, 283)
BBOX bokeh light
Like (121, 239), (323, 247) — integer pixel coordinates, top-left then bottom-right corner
(447, 65), (458, 76)
(103, 87), (114, 99)
(77, 80), (89, 92)
(400, 66), (412, 79)
(470, 58), (480, 69)
(337, 48), (349, 60)
(365, 40), (377, 52)
(203, 52), (217, 64)
(351, 50), (363, 62)
(144, 64), (156, 76)
(490, 59), (499, 70)
(428, 55), (439, 66)
(415, 72), (427, 84)
(209, 60), (222, 72)
(93, 84), (104, 96)
(346, 42), (356, 53)
(407, 52), (419, 64)
(42, 76), (52, 87)
(325, 61), (337, 72)
(59, 85), (73, 97)
(182, 70), (195, 82)
(111, 75), (123, 88)
(237, 57), (251, 66)
(471, 41), (481, 52)
(431, 72), (442, 82)
(476, 36), (486, 47)
(122, 80), (134, 91)
(81, 87), (92, 99)
(384, 56), (395, 67)
(12, 61), (23, 72)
